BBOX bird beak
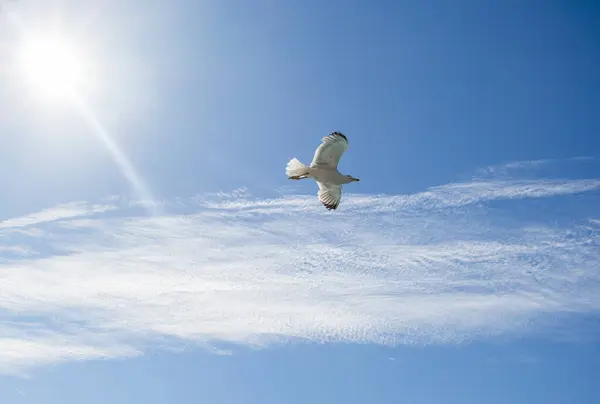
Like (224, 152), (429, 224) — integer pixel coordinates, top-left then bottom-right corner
(354, 177), (360, 182)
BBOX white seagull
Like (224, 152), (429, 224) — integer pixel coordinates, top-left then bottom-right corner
(285, 131), (360, 210)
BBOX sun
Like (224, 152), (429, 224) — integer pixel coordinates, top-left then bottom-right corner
(19, 36), (84, 100)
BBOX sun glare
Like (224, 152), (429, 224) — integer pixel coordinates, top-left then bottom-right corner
(19, 37), (84, 99)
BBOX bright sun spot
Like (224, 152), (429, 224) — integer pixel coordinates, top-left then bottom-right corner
(19, 37), (84, 99)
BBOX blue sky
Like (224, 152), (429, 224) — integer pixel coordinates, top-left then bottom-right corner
(1, 0), (599, 403)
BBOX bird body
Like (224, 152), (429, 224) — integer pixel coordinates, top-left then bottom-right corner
(285, 132), (359, 210)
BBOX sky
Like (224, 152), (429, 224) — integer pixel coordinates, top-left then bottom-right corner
(0, 0), (599, 403)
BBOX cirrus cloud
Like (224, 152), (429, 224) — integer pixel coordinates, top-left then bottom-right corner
(1, 162), (599, 374)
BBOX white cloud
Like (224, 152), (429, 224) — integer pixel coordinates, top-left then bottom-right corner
(0, 173), (599, 374)
(0, 245), (36, 257)
(0, 202), (116, 230)
(195, 178), (600, 213)
(0, 326), (138, 375)
(477, 159), (554, 177)
(476, 157), (594, 178)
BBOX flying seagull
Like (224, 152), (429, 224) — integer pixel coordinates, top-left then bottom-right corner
(285, 131), (360, 210)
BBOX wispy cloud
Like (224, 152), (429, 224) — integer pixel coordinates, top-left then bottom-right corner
(1, 168), (599, 374)
(0, 245), (36, 257)
(0, 202), (116, 230)
(476, 157), (594, 178)
(477, 159), (554, 177)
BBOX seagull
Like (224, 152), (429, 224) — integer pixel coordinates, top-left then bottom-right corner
(285, 131), (360, 210)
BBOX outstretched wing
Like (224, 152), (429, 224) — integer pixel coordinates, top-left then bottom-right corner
(317, 182), (342, 210)
(310, 132), (349, 169)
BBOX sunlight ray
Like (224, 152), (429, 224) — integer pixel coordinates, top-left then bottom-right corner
(72, 95), (160, 216)
(6, 9), (159, 216)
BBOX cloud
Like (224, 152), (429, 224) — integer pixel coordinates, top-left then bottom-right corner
(0, 328), (138, 375)
(476, 157), (594, 178)
(0, 202), (116, 230)
(477, 159), (554, 176)
(0, 245), (36, 257)
(195, 178), (600, 214)
(1, 170), (599, 374)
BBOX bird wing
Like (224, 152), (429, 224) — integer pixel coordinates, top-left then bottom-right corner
(310, 132), (349, 169)
(317, 182), (342, 210)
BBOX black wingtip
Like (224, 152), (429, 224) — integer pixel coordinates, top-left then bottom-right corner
(322, 201), (339, 210)
(330, 131), (347, 142)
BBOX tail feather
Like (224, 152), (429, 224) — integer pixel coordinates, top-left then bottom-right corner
(286, 158), (309, 177)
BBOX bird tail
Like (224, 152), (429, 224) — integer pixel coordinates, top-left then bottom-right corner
(286, 158), (309, 177)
